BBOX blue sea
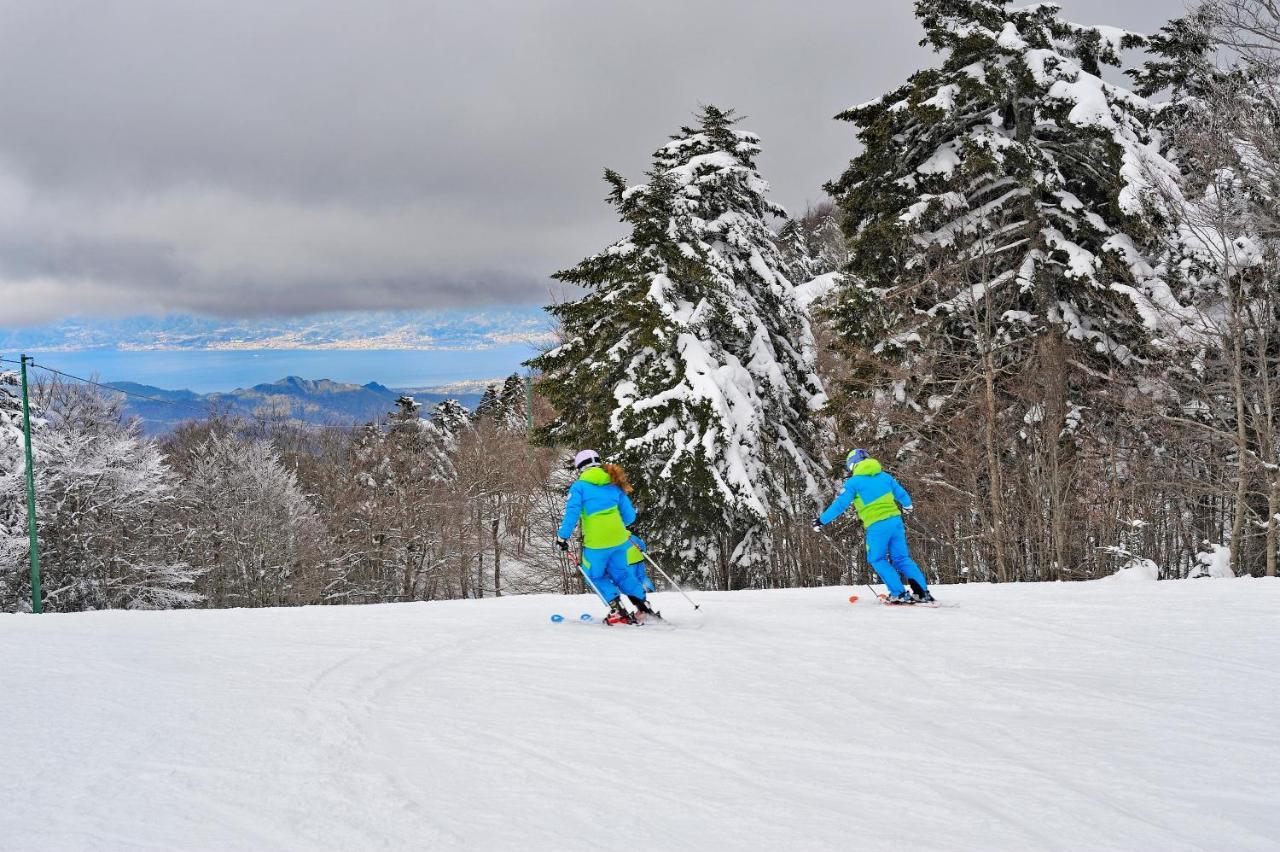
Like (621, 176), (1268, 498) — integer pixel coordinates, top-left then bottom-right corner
(9, 345), (538, 394)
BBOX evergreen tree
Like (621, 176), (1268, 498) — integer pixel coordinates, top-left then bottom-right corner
(529, 106), (826, 588)
(498, 373), (528, 431)
(473, 384), (502, 422)
(826, 1), (1169, 372)
(776, 217), (820, 286)
(384, 394), (455, 482)
(776, 204), (851, 289)
(823, 1), (1179, 578)
(430, 399), (470, 440)
(389, 395), (422, 435)
(1128, 12), (1216, 102)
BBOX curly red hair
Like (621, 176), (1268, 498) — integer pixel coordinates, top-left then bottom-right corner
(601, 462), (633, 494)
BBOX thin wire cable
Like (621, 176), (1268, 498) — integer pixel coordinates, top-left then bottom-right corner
(1, 355), (377, 433)
(1, 356), (213, 417)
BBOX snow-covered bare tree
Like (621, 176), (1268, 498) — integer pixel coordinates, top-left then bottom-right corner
(32, 381), (200, 610)
(0, 372), (36, 609)
(174, 431), (324, 607)
(1132, 4), (1280, 577)
(530, 105), (827, 588)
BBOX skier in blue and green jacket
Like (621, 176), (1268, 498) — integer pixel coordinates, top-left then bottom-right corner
(626, 535), (655, 601)
(556, 450), (659, 624)
(811, 449), (934, 605)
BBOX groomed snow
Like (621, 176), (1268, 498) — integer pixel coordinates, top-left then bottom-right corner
(3, 580), (1278, 851)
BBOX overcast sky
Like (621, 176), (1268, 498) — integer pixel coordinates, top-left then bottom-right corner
(0, 0), (1181, 325)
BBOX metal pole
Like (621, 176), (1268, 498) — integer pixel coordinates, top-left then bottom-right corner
(567, 551), (609, 606)
(635, 549), (701, 610)
(19, 355), (42, 614)
(816, 523), (882, 601)
(524, 373), (534, 431)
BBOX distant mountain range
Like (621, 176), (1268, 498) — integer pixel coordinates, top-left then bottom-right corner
(112, 376), (487, 434)
(1, 307), (553, 352)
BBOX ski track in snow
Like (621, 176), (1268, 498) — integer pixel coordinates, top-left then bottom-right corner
(2, 580), (1278, 851)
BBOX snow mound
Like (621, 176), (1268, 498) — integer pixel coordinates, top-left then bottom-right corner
(1105, 556), (1160, 582)
(794, 271), (843, 309)
(1192, 543), (1235, 579)
(3, 581), (1277, 850)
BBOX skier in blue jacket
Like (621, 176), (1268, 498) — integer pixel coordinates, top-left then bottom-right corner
(811, 448), (934, 605)
(623, 535), (660, 617)
(556, 450), (659, 624)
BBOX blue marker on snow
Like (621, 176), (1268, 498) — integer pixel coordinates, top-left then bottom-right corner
(550, 614), (565, 623)
(580, 613), (593, 621)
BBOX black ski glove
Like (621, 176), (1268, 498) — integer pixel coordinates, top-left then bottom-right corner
(555, 537), (570, 553)
(810, 517), (824, 533)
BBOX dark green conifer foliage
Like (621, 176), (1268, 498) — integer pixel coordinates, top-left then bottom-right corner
(473, 385), (502, 422)
(529, 107), (825, 587)
(823, 0), (1169, 430)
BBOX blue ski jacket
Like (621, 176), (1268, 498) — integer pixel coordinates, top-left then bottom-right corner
(819, 457), (913, 529)
(557, 466), (636, 548)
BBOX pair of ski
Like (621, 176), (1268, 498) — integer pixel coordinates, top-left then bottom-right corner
(848, 593), (953, 609)
(549, 612), (673, 628)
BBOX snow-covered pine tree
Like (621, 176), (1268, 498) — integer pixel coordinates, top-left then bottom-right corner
(385, 394), (454, 481)
(469, 374), (527, 431)
(529, 106), (827, 588)
(1128, 11), (1216, 106)
(390, 395), (422, 428)
(498, 373), (528, 431)
(776, 217), (820, 287)
(777, 204), (852, 291)
(823, 1), (1177, 579)
(472, 384), (502, 422)
(430, 399), (470, 442)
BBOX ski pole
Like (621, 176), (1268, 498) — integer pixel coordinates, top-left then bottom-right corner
(635, 549), (701, 611)
(567, 551), (610, 606)
(835, 532), (882, 600)
(816, 521), (883, 600)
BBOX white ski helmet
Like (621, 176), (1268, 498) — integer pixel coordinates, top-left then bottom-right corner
(574, 449), (602, 470)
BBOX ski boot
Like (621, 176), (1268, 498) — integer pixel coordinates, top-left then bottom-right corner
(884, 591), (916, 605)
(604, 599), (636, 626)
(628, 595), (662, 622)
(915, 589), (937, 604)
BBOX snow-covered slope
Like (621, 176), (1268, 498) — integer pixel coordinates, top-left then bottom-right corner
(3, 581), (1277, 851)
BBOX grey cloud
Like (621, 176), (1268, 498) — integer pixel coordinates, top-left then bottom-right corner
(0, 0), (1180, 324)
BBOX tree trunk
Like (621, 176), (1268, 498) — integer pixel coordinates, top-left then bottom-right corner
(491, 502), (503, 597)
(1229, 291), (1250, 576)
(982, 345), (1011, 582)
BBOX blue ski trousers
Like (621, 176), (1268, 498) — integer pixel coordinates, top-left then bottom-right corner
(581, 543), (646, 602)
(865, 515), (928, 596)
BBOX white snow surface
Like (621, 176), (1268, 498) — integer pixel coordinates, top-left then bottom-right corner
(4, 580), (1278, 851)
